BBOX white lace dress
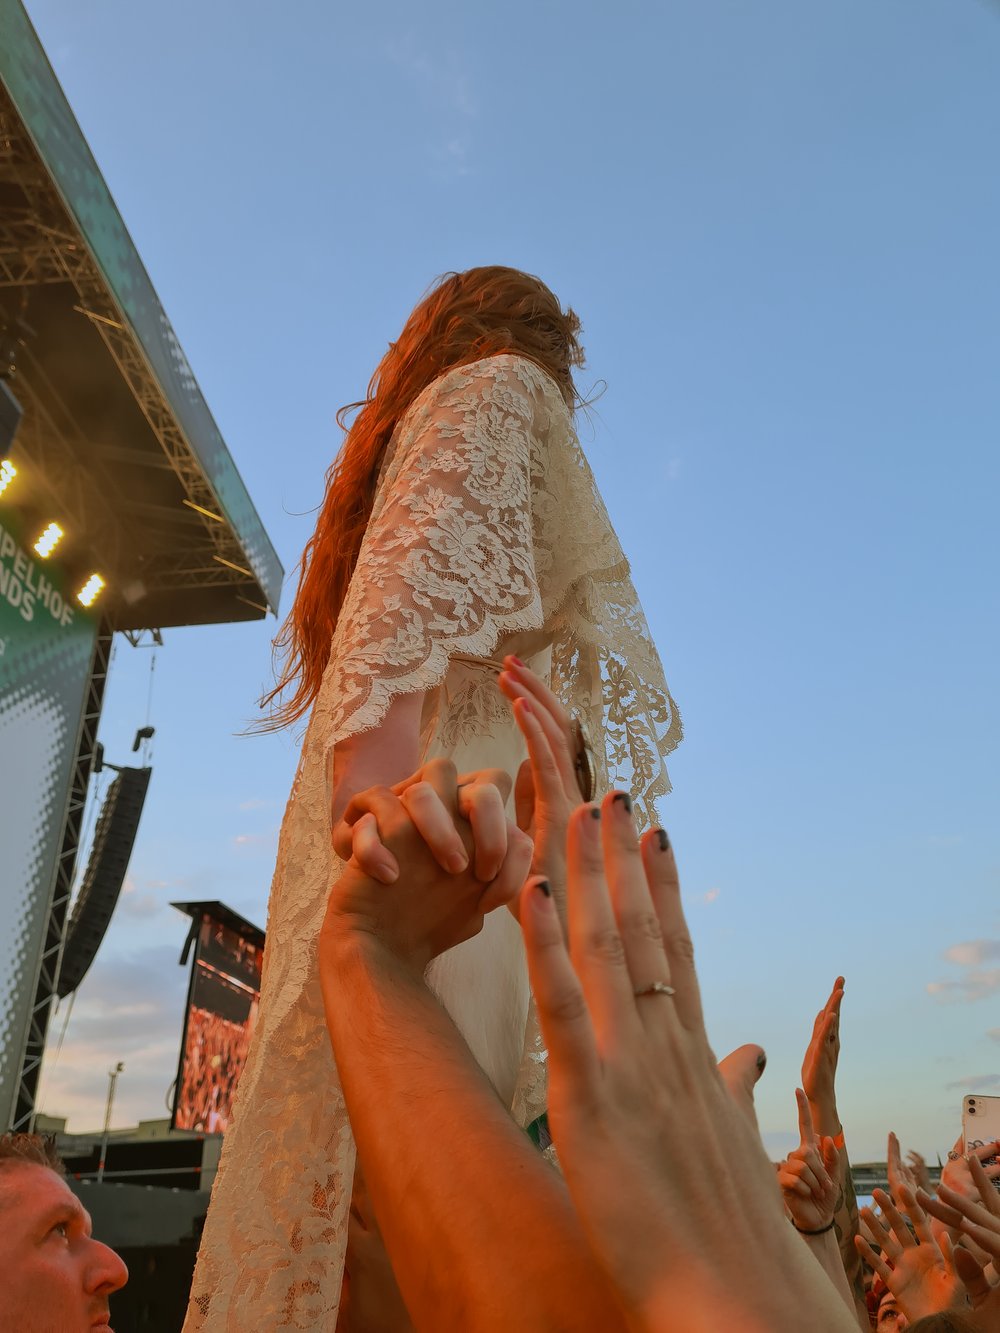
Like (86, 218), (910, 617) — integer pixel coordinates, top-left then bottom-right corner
(184, 353), (681, 1329)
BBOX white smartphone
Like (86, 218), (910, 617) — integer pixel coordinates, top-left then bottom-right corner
(962, 1094), (1000, 1186)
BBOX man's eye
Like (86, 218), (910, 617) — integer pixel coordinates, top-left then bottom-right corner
(49, 1222), (69, 1239)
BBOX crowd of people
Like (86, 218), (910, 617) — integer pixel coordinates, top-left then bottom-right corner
(173, 1004), (257, 1134)
(3, 658), (1000, 1331)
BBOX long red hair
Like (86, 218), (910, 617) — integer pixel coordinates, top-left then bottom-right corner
(260, 266), (586, 729)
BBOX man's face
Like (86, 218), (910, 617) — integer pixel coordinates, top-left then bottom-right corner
(876, 1293), (908, 1329)
(0, 1163), (128, 1332)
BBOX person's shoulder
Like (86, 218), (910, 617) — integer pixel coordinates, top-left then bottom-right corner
(433, 352), (564, 406)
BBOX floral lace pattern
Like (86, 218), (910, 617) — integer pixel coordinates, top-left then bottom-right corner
(184, 354), (681, 1329)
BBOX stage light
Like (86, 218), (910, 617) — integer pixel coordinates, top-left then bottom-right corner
(77, 573), (105, 607)
(0, 459), (15, 496)
(34, 522), (64, 558)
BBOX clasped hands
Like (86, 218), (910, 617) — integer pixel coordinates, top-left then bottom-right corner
(326, 657), (582, 970)
(320, 659), (853, 1331)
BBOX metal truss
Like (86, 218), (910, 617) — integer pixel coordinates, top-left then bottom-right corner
(14, 622), (112, 1132)
(11, 363), (132, 583)
(0, 85), (259, 608)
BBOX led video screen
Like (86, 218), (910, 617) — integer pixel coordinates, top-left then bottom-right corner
(172, 914), (263, 1133)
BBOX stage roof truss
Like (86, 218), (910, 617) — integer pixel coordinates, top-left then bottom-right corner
(0, 22), (283, 627)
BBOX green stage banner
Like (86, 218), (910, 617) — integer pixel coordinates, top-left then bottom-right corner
(0, 504), (98, 1129)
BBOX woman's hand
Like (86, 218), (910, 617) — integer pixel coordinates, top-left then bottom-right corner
(498, 655), (587, 917)
(857, 1185), (963, 1322)
(778, 1089), (840, 1234)
(920, 1152), (1000, 1262)
(321, 759), (532, 975)
(801, 977), (845, 1138)
(906, 1150), (933, 1196)
(333, 759), (514, 886)
(919, 1160), (1000, 1328)
(517, 793), (857, 1332)
(930, 1137), (1000, 1264)
(940, 1138), (1000, 1208)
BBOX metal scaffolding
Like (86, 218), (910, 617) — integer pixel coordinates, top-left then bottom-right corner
(14, 621), (112, 1131)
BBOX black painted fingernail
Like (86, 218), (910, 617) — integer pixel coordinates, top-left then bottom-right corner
(612, 792), (632, 814)
(757, 1050), (767, 1072)
(589, 805), (601, 820)
(535, 879), (551, 898)
(655, 828), (670, 852)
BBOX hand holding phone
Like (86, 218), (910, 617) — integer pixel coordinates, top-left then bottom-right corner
(962, 1095), (1000, 1190)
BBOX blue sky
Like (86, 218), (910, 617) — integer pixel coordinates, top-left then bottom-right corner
(26, 0), (1000, 1161)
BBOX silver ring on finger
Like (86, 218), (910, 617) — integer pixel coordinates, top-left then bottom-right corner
(634, 981), (676, 998)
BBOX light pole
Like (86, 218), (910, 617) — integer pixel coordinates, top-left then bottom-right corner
(97, 1062), (124, 1184)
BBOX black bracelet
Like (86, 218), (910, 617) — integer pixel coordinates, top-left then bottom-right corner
(793, 1218), (837, 1236)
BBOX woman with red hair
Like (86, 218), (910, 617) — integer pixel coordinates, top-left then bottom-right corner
(186, 266), (682, 1328)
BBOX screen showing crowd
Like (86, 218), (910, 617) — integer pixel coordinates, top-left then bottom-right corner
(173, 916), (263, 1133)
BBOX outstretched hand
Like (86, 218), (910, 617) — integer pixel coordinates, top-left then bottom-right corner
(857, 1184), (962, 1322)
(498, 655), (587, 918)
(919, 1158), (1000, 1329)
(518, 793), (856, 1332)
(801, 977), (845, 1137)
(920, 1151), (1000, 1262)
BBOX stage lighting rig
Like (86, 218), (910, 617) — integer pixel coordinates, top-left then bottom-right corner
(76, 572), (105, 607)
(33, 521), (63, 558)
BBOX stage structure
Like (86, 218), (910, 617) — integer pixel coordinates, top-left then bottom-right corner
(0, 0), (283, 1132)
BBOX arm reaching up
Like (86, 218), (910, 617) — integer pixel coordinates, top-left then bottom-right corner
(320, 762), (626, 1333)
(518, 795), (858, 1333)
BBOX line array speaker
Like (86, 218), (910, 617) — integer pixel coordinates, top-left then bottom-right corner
(56, 766), (152, 998)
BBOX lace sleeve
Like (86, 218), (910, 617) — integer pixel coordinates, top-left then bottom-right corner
(311, 355), (547, 760)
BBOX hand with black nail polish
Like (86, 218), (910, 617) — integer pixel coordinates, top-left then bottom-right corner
(516, 798), (857, 1333)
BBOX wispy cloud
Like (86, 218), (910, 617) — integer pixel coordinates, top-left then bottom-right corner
(238, 797), (272, 812)
(946, 1074), (1000, 1092)
(944, 941), (1000, 968)
(928, 939), (1000, 1003)
(927, 971), (1000, 1003)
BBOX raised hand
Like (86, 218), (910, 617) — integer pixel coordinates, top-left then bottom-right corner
(940, 1137), (1000, 1209)
(932, 1137), (1000, 1266)
(857, 1185), (962, 1322)
(518, 795), (857, 1332)
(920, 1151), (1000, 1264)
(498, 655), (588, 916)
(778, 1089), (840, 1235)
(906, 1150), (933, 1195)
(801, 976), (845, 1137)
(887, 1130), (918, 1201)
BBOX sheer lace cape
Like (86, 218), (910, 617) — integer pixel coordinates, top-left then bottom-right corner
(184, 353), (681, 1329)
(316, 351), (681, 826)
